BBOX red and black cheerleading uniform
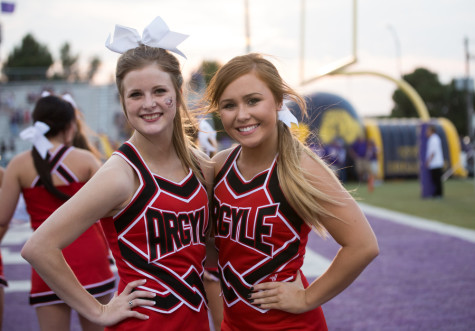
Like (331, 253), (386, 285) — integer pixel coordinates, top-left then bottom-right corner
(22, 145), (116, 307)
(100, 142), (210, 331)
(213, 146), (328, 331)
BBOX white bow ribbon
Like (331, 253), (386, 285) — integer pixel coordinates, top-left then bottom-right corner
(105, 16), (189, 58)
(40, 91), (78, 109)
(278, 100), (299, 127)
(19, 121), (53, 159)
(198, 120), (217, 155)
(61, 93), (78, 109)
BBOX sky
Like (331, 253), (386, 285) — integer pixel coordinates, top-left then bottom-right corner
(0, 0), (474, 117)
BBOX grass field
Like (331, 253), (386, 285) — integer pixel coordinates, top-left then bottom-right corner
(344, 178), (475, 230)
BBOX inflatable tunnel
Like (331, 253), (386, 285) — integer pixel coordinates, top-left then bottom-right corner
(365, 117), (466, 179)
(290, 92), (466, 180)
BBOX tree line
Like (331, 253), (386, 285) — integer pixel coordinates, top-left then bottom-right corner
(390, 68), (472, 137)
(1, 33), (101, 82)
(1, 33), (472, 137)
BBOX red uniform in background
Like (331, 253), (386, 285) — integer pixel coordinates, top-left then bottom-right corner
(22, 145), (115, 307)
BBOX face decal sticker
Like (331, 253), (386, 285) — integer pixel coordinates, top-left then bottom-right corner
(165, 97), (173, 108)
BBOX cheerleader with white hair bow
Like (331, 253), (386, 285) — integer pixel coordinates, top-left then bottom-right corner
(21, 17), (216, 330)
(0, 94), (115, 331)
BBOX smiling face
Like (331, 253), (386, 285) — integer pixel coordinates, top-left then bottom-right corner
(122, 63), (177, 139)
(218, 72), (280, 150)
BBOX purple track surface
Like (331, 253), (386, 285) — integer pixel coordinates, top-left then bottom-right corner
(2, 210), (475, 330)
(308, 214), (475, 331)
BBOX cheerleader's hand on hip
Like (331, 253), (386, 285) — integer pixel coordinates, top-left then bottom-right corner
(99, 279), (157, 326)
(249, 272), (309, 314)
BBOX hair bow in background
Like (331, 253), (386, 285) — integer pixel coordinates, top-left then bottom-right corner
(105, 16), (189, 58)
(20, 121), (53, 159)
(278, 99), (299, 127)
(61, 93), (78, 109)
(41, 90), (78, 109)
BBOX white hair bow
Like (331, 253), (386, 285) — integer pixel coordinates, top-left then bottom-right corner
(198, 119), (217, 155)
(105, 16), (188, 58)
(61, 93), (78, 109)
(41, 91), (78, 109)
(278, 99), (299, 127)
(19, 121), (53, 159)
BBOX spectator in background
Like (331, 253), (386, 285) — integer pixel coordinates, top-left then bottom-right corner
(349, 134), (368, 182)
(9, 110), (22, 136)
(425, 125), (444, 198)
(0, 140), (6, 159)
(365, 139), (379, 192)
(324, 137), (347, 182)
(0, 167), (8, 331)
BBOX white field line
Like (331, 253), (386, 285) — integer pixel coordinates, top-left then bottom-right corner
(359, 203), (475, 244)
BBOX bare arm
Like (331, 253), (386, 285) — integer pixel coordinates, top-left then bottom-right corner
(0, 166), (8, 238)
(250, 153), (379, 313)
(21, 156), (156, 325)
(0, 157), (25, 227)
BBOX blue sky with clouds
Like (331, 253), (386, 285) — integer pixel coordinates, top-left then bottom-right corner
(1, 0), (474, 117)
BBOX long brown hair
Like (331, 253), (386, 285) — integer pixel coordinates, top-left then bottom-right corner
(206, 53), (342, 235)
(115, 45), (204, 183)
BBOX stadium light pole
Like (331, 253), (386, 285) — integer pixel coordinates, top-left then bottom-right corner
(300, 0), (358, 86)
(387, 24), (402, 77)
(244, 0), (251, 53)
(464, 37), (475, 141)
(463, 37), (475, 191)
(299, 0), (306, 84)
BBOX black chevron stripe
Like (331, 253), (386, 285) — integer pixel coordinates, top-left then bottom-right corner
(119, 242), (206, 310)
(215, 146), (241, 184)
(220, 239), (300, 303)
(154, 173), (200, 199)
(114, 143), (158, 234)
(267, 163), (304, 231)
(226, 167), (267, 195)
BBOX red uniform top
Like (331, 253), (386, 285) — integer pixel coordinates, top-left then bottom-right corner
(100, 142), (210, 331)
(22, 145), (116, 306)
(213, 146), (327, 331)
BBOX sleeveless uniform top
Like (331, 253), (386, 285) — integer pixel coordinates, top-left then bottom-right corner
(22, 145), (116, 306)
(213, 146), (327, 331)
(100, 142), (210, 331)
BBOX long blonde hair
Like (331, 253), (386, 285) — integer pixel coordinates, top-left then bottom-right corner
(115, 45), (204, 183)
(206, 53), (341, 235)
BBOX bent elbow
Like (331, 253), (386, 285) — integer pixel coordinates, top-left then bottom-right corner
(369, 245), (380, 261)
(366, 240), (380, 262)
(21, 238), (40, 265)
